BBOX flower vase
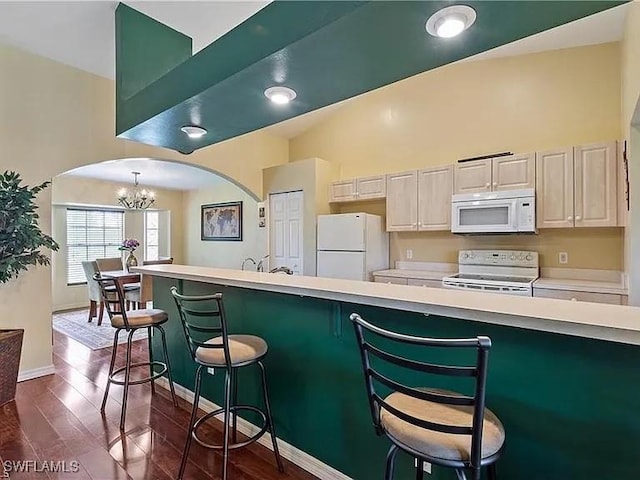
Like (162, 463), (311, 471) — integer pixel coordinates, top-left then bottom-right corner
(125, 251), (138, 272)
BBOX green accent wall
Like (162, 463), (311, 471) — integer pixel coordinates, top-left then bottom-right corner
(152, 277), (640, 479)
(116, 1), (626, 154)
(115, 3), (192, 134)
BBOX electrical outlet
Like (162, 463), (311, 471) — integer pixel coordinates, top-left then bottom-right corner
(406, 249), (413, 260)
(559, 252), (568, 265)
(414, 459), (432, 474)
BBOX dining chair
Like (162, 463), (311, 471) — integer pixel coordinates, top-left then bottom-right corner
(96, 257), (124, 272)
(125, 258), (174, 309)
(350, 313), (505, 480)
(82, 261), (106, 325)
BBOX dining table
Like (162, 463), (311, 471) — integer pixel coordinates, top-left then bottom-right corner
(101, 270), (141, 289)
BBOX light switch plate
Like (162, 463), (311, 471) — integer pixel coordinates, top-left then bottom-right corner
(406, 249), (413, 260)
(559, 252), (568, 264)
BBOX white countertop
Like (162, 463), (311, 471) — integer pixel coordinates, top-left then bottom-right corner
(136, 264), (640, 345)
(534, 278), (628, 295)
(373, 269), (450, 281)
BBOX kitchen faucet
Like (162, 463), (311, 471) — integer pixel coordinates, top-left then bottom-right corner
(241, 257), (256, 270)
(256, 255), (269, 272)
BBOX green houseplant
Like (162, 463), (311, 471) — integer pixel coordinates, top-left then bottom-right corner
(0, 171), (58, 406)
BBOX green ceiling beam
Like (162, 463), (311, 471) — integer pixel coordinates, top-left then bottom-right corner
(115, 1), (626, 154)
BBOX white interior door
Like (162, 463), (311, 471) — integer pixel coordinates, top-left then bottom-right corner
(269, 191), (304, 275)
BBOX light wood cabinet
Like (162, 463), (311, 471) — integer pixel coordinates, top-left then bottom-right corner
(407, 278), (443, 288)
(574, 142), (617, 228)
(386, 171), (418, 231)
(454, 154), (534, 194)
(492, 153), (535, 191)
(533, 288), (624, 305)
(536, 143), (617, 229)
(417, 165), (453, 231)
(329, 175), (386, 202)
(356, 175), (386, 200)
(374, 275), (408, 285)
(536, 148), (574, 229)
(330, 180), (356, 202)
(454, 159), (491, 194)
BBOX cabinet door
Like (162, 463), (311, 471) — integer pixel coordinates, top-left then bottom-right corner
(536, 148), (574, 228)
(574, 142), (617, 227)
(418, 165), (453, 231)
(492, 153), (535, 191)
(356, 175), (386, 200)
(386, 171), (418, 231)
(454, 159), (492, 194)
(329, 180), (356, 202)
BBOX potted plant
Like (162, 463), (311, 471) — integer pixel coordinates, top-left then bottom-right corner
(119, 238), (140, 271)
(0, 171), (58, 406)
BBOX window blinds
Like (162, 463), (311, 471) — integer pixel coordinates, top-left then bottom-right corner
(66, 208), (124, 284)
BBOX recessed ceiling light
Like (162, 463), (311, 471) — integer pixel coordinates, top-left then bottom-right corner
(264, 86), (297, 105)
(180, 125), (207, 139)
(426, 5), (476, 38)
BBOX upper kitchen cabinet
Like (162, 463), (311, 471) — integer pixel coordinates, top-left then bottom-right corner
(418, 165), (453, 231)
(492, 153), (535, 191)
(454, 154), (535, 194)
(329, 175), (385, 202)
(454, 159), (492, 194)
(536, 142), (618, 229)
(536, 148), (574, 229)
(386, 170), (418, 231)
(574, 142), (617, 227)
(329, 179), (357, 202)
(356, 175), (386, 200)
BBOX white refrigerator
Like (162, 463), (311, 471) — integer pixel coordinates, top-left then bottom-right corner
(316, 213), (389, 281)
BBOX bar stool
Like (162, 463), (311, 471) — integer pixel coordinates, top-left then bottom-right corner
(94, 273), (178, 431)
(170, 287), (284, 480)
(350, 313), (505, 480)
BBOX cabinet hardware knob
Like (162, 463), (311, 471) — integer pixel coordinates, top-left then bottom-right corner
(493, 182), (498, 187)
(485, 183), (490, 188)
(575, 216), (581, 221)
(567, 216), (573, 221)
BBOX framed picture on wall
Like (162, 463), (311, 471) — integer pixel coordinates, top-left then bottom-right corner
(201, 201), (243, 241)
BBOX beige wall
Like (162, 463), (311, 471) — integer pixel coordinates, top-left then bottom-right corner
(0, 43), (287, 376)
(294, 43), (624, 270)
(184, 181), (266, 269)
(51, 175), (184, 311)
(291, 43), (621, 176)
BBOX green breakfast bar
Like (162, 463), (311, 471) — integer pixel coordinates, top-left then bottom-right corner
(135, 264), (640, 480)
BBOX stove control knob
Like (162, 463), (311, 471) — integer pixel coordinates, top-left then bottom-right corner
(462, 253), (469, 260)
(510, 255), (516, 260)
(525, 254), (533, 261)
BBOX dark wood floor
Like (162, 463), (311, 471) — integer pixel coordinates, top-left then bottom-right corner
(0, 330), (320, 480)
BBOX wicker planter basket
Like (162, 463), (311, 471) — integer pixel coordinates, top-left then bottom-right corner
(0, 329), (24, 407)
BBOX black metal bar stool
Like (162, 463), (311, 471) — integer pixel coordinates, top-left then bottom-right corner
(94, 273), (178, 431)
(170, 287), (284, 480)
(350, 313), (505, 480)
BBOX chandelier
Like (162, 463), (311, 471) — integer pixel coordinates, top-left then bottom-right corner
(117, 171), (155, 210)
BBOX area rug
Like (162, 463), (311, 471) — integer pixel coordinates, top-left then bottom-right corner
(52, 309), (148, 350)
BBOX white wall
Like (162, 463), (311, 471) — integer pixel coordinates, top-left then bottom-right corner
(184, 180), (266, 269)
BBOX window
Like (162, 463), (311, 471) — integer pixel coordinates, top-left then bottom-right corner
(66, 209), (124, 285)
(145, 211), (159, 261)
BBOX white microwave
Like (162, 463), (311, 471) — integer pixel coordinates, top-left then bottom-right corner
(451, 189), (536, 234)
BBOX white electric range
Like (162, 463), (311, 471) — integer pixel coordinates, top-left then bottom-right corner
(442, 250), (539, 296)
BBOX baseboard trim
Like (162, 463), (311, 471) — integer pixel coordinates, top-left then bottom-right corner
(156, 377), (352, 480)
(18, 364), (56, 382)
